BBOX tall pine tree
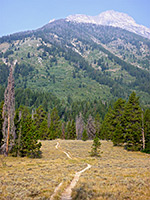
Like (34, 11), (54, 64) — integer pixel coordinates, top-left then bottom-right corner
(100, 106), (114, 140)
(123, 92), (142, 151)
(112, 98), (126, 146)
(49, 107), (61, 139)
(33, 106), (49, 139)
(144, 109), (150, 153)
(13, 106), (42, 158)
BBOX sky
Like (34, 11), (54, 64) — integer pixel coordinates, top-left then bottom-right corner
(0, 0), (150, 37)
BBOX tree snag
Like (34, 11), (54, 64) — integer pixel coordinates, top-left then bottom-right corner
(0, 66), (16, 156)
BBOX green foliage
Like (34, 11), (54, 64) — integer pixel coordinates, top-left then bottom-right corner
(66, 120), (76, 139)
(33, 106), (49, 139)
(144, 109), (150, 153)
(123, 92), (142, 151)
(4, 50), (14, 58)
(111, 98), (126, 146)
(90, 136), (101, 157)
(1, 20), (150, 106)
(100, 107), (114, 140)
(100, 93), (146, 152)
(13, 106), (42, 158)
(112, 123), (124, 146)
(82, 129), (88, 141)
(0, 62), (9, 85)
(14, 62), (34, 79)
(49, 107), (61, 139)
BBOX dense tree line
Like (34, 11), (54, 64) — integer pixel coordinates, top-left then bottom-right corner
(100, 92), (150, 152)
(1, 89), (150, 157)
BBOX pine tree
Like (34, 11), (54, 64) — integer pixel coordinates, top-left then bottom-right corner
(49, 107), (61, 139)
(144, 109), (150, 153)
(112, 98), (126, 146)
(90, 136), (101, 157)
(13, 107), (42, 158)
(100, 107), (114, 140)
(71, 120), (76, 139)
(82, 129), (88, 141)
(66, 121), (71, 139)
(112, 123), (124, 146)
(123, 92), (142, 151)
(38, 120), (49, 140)
(1, 67), (16, 156)
(66, 120), (76, 139)
(33, 106), (48, 139)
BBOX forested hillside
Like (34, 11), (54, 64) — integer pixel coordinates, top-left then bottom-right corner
(0, 19), (150, 106)
(0, 19), (150, 157)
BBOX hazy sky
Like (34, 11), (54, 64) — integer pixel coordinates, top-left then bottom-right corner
(0, 0), (150, 37)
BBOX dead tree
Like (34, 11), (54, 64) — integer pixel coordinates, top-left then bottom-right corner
(76, 113), (84, 140)
(87, 115), (96, 139)
(1, 66), (16, 156)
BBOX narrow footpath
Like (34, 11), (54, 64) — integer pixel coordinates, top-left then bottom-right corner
(50, 141), (91, 200)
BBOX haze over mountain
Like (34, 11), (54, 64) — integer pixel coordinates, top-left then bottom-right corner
(66, 10), (150, 39)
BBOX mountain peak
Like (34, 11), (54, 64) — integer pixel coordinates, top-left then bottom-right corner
(66, 10), (150, 39)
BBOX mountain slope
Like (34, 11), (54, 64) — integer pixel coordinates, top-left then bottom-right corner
(0, 19), (150, 106)
(66, 10), (150, 39)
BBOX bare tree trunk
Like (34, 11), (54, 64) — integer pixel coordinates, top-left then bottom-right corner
(87, 115), (96, 139)
(1, 65), (16, 156)
(76, 113), (84, 140)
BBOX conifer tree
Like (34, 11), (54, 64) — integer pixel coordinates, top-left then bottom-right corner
(90, 136), (101, 157)
(66, 121), (71, 139)
(33, 106), (48, 139)
(13, 107), (42, 158)
(66, 120), (76, 139)
(38, 120), (49, 140)
(71, 120), (76, 139)
(49, 107), (61, 139)
(144, 109), (150, 153)
(100, 107), (114, 140)
(112, 98), (126, 146)
(82, 129), (88, 141)
(112, 123), (124, 146)
(123, 92), (142, 151)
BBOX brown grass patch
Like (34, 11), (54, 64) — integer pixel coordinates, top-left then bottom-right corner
(0, 140), (150, 200)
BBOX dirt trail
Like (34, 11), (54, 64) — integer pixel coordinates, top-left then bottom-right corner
(61, 163), (91, 200)
(50, 182), (63, 200)
(50, 141), (91, 200)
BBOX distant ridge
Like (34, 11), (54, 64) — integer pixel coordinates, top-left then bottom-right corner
(66, 10), (150, 39)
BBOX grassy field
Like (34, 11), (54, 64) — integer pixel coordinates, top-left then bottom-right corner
(0, 140), (150, 200)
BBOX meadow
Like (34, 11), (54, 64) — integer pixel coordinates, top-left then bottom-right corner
(0, 140), (150, 200)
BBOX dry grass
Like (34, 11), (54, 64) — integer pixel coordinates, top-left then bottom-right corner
(0, 140), (150, 200)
